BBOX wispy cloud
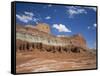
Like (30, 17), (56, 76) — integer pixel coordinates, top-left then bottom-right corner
(33, 18), (40, 24)
(88, 23), (97, 30)
(45, 16), (51, 19)
(53, 24), (71, 32)
(16, 11), (40, 24)
(16, 14), (33, 23)
(16, 11), (34, 23)
(24, 11), (34, 16)
(85, 7), (96, 12)
(66, 6), (87, 18)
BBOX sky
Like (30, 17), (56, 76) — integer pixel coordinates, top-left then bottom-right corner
(16, 2), (97, 48)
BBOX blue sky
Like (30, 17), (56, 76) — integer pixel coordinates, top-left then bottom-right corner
(16, 2), (97, 48)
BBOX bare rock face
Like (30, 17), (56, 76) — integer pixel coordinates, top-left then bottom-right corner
(71, 34), (87, 48)
(35, 23), (51, 34)
(16, 23), (88, 54)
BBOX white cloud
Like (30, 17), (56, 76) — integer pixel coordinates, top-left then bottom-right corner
(92, 7), (96, 11)
(45, 16), (51, 19)
(33, 18), (39, 24)
(16, 14), (33, 23)
(24, 11), (34, 16)
(66, 6), (87, 18)
(89, 7), (96, 11)
(93, 23), (97, 27)
(77, 9), (87, 14)
(16, 11), (34, 23)
(53, 24), (71, 32)
(85, 7), (96, 12)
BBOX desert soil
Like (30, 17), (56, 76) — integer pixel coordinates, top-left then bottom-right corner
(16, 49), (96, 73)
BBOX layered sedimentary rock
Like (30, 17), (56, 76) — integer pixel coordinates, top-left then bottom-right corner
(16, 23), (87, 53)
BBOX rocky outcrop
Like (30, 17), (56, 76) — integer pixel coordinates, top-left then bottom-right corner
(16, 23), (88, 54)
(36, 23), (51, 34)
(17, 39), (88, 54)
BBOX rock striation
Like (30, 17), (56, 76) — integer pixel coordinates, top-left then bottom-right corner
(16, 23), (87, 53)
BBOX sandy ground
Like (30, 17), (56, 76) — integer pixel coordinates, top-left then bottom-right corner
(16, 49), (96, 73)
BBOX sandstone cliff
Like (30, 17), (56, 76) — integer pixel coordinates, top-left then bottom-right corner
(16, 23), (89, 54)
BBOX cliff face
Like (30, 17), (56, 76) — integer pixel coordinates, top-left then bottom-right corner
(70, 34), (87, 47)
(16, 24), (96, 73)
(35, 23), (51, 34)
(16, 23), (87, 53)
